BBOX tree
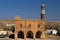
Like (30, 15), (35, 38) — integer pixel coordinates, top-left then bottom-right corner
(10, 26), (15, 33)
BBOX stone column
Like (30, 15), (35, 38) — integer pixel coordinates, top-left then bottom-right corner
(34, 33), (35, 40)
(24, 34), (26, 40)
(41, 31), (45, 40)
(15, 33), (17, 40)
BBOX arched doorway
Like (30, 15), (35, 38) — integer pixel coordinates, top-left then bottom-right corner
(26, 31), (33, 39)
(36, 31), (42, 38)
(18, 31), (24, 39)
(9, 34), (15, 39)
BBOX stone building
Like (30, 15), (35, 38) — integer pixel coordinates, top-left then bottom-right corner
(14, 2), (45, 40)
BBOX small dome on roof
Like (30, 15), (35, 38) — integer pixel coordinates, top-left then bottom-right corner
(15, 16), (21, 20)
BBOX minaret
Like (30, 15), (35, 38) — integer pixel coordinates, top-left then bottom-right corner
(41, 2), (45, 20)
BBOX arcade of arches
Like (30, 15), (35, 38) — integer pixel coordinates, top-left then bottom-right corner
(17, 31), (42, 39)
(9, 31), (43, 39)
(14, 19), (45, 40)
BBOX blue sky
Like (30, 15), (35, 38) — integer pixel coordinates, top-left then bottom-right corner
(0, 0), (60, 21)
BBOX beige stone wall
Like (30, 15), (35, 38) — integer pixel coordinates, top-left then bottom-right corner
(14, 18), (45, 39)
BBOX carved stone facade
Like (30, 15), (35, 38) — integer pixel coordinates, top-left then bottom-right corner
(14, 16), (45, 40)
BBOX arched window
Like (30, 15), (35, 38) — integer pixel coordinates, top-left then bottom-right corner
(18, 31), (24, 39)
(38, 24), (40, 28)
(36, 31), (42, 38)
(26, 31), (33, 39)
(29, 24), (31, 28)
(20, 24), (22, 28)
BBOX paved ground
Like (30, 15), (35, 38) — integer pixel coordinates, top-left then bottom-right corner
(0, 38), (60, 40)
(0, 38), (14, 40)
(0, 36), (60, 40)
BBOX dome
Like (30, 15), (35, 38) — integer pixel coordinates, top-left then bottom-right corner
(15, 16), (21, 20)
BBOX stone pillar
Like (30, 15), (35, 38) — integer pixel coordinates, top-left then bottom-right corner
(41, 31), (45, 40)
(34, 34), (35, 40)
(24, 34), (26, 40)
(15, 33), (17, 40)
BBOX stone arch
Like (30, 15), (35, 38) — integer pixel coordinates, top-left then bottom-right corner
(36, 31), (42, 38)
(17, 31), (24, 39)
(26, 31), (33, 39)
(9, 34), (15, 39)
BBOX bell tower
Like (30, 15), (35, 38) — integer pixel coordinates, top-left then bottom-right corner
(41, 2), (45, 20)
